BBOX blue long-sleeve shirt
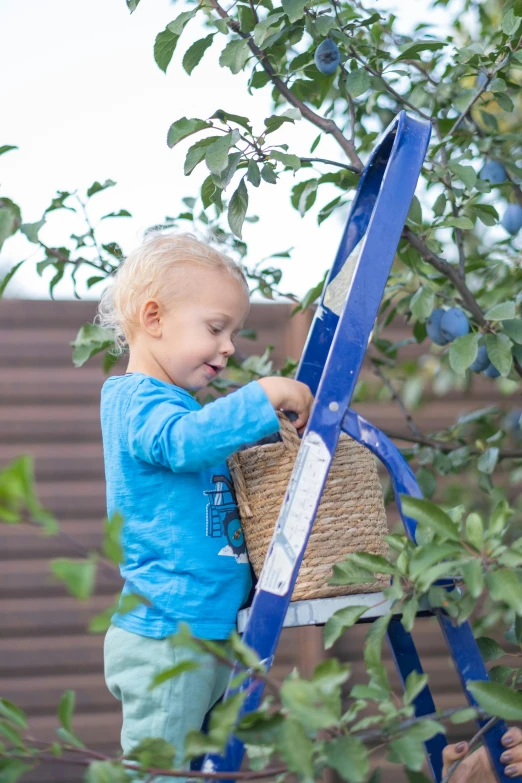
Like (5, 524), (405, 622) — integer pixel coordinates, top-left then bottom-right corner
(100, 372), (280, 639)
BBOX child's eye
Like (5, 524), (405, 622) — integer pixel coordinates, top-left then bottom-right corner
(209, 326), (222, 335)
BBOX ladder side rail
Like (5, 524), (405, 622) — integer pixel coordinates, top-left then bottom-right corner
(342, 410), (510, 783)
(296, 126), (396, 395)
(202, 113), (431, 780)
(387, 618), (446, 782)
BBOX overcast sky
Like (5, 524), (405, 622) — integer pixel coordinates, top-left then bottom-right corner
(0, 0), (451, 300)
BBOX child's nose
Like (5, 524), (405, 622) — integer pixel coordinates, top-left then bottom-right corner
(221, 338), (235, 356)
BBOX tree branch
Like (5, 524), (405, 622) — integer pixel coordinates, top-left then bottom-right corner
(381, 429), (522, 461)
(441, 716), (499, 783)
(206, 0), (362, 167)
(299, 156), (360, 173)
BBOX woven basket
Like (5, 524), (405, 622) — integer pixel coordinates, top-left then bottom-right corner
(227, 413), (390, 601)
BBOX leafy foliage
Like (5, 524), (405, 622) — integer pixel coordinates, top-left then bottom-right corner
(3, 0), (522, 778)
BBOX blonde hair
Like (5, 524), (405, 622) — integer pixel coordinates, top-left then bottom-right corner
(95, 231), (249, 356)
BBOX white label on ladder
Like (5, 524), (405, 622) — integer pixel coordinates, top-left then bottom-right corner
(258, 431), (331, 596)
(323, 240), (361, 316)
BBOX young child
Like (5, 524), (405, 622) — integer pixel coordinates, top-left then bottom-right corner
(98, 231), (313, 778)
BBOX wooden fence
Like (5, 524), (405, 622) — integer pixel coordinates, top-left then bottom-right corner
(0, 299), (515, 781)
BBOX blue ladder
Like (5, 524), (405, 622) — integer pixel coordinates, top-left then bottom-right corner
(203, 110), (509, 783)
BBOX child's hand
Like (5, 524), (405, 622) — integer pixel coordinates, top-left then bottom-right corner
(258, 377), (314, 434)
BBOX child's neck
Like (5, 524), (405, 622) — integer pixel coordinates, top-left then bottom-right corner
(126, 352), (173, 386)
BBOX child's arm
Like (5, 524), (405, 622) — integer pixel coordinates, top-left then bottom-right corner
(126, 379), (281, 472)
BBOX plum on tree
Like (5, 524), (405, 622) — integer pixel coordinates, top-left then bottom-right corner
(501, 204), (522, 235)
(314, 39), (340, 75)
(469, 343), (489, 373)
(483, 363), (501, 378)
(426, 308), (449, 346)
(439, 307), (470, 342)
(478, 160), (507, 184)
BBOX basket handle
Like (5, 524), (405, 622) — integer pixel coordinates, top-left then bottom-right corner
(277, 411), (301, 453)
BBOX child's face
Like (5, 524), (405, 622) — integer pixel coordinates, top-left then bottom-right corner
(142, 266), (250, 391)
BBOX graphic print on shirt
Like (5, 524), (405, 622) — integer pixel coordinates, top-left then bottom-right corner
(204, 475), (248, 564)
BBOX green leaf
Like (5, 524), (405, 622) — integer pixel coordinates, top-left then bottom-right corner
(84, 760), (129, 782)
(447, 163), (477, 189)
(49, 558), (96, 600)
(409, 544), (462, 580)
(404, 671), (428, 704)
(102, 511), (125, 564)
(86, 179), (115, 198)
(58, 690), (75, 732)
(502, 8), (522, 35)
(407, 195), (423, 225)
(400, 495), (460, 542)
(346, 68), (371, 98)
(208, 692), (245, 748)
(154, 27), (179, 72)
(20, 219), (45, 244)
(219, 38), (250, 74)
(485, 333), (513, 376)
(0, 759), (34, 783)
(211, 110), (252, 131)
(477, 447), (499, 474)
(476, 637), (505, 662)
(485, 301), (516, 320)
(282, 0), (308, 22)
(410, 286), (435, 320)
(461, 559), (484, 599)
(0, 145), (17, 157)
(0, 720), (24, 747)
(184, 136), (221, 176)
(449, 333), (479, 374)
(0, 198), (21, 250)
(468, 680), (522, 721)
(101, 210), (132, 219)
(432, 193), (446, 217)
(168, 10), (198, 36)
(182, 34), (214, 75)
(252, 12), (284, 46)
(441, 215), (474, 230)
(502, 319), (522, 344)
(401, 596), (419, 632)
(325, 736), (369, 783)
(277, 719), (314, 779)
(450, 708), (478, 724)
(466, 513), (484, 550)
(487, 569), (522, 615)
(167, 117), (212, 149)
(228, 178), (249, 239)
(0, 259), (25, 298)
(264, 112), (298, 134)
(70, 323), (116, 368)
(126, 0), (141, 11)
(205, 131), (239, 175)
(364, 614), (391, 673)
(0, 699), (27, 729)
(55, 726), (85, 748)
(329, 559), (375, 585)
(324, 605), (369, 649)
(149, 660), (200, 690)
(395, 41), (446, 61)
(126, 737), (175, 770)
(270, 150), (301, 171)
(247, 159), (261, 187)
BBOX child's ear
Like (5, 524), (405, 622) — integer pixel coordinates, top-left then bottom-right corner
(140, 298), (162, 337)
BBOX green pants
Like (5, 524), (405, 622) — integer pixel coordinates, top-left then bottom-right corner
(104, 624), (230, 782)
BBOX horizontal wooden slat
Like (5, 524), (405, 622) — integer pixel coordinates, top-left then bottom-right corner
(0, 442), (104, 479)
(1, 520), (105, 559)
(0, 558), (122, 597)
(0, 405), (101, 443)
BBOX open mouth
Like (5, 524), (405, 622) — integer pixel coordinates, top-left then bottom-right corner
(204, 363), (223, 376)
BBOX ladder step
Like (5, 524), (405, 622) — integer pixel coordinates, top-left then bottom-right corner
(238, 592), (398, 632)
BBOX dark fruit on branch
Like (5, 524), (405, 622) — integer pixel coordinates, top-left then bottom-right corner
(314, 39), (340, 75)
